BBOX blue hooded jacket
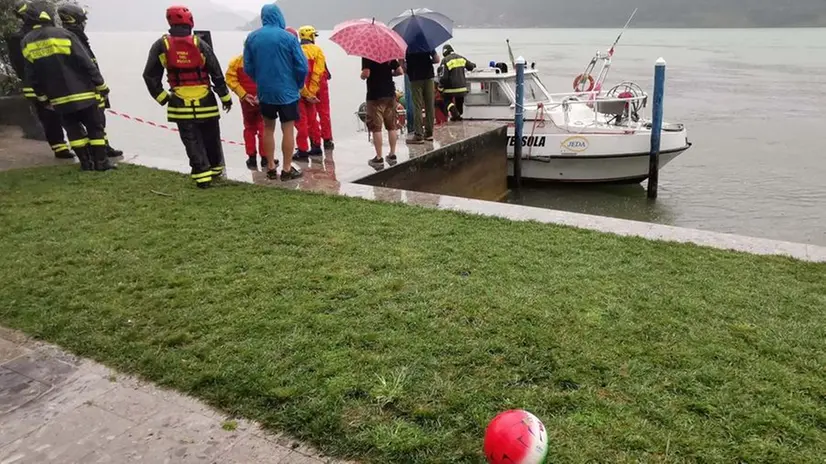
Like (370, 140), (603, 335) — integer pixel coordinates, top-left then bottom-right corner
(243, 4), (308, 105)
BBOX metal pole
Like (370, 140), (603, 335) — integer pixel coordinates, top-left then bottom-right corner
(647, 57), (666, 199)
(404, 73), (415, 134)
(514, 56), (526, 188)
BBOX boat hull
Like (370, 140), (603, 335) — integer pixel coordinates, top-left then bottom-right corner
(504, 126), (690, 183)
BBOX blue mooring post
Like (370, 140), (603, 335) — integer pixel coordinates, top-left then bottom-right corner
(404, 73), (415, 134)
(514, 56), (526, 188)
(647, 57), (666, 199)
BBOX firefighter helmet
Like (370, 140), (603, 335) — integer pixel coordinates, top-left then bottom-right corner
(166, 5), (194, 28)
(16, 0), (55, 24)
(57, 3), (88, 26)
(298, 25), (318, 41)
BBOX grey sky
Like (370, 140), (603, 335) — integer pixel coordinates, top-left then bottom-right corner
(215, 0), (266, 13)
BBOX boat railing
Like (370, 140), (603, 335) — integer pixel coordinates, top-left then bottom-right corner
(535, 91), (649, 129)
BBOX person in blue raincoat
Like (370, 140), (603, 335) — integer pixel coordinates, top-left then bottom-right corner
(244, 3), (308, 181)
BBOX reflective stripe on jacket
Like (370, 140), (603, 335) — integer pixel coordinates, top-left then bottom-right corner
(20, 25), (106, 114)
(142, 28), (232, 122)
(226, 54), (257, 99)
(300, 41), (326, 99)
(438, 52), (476, 95)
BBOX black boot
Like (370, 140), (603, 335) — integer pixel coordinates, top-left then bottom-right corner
(75, 147), (94, 171)
(323, 139), (335, 150)
(106, 144), (124, 158)
(92, 146), (117, 171)
(54, 149), (76, 160)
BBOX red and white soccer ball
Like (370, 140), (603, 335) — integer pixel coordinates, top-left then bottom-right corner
(483, 409), (548, 464)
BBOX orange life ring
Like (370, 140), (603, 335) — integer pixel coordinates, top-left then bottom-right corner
(573, 74), (595, 92)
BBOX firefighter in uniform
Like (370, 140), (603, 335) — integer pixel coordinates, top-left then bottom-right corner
(294, 25), (326, 160)
(10, 0), (72, 159)
(142, 6), (233, 189)
(20, 1), (115, 171)
(57, 2), (123, 158)
(225, 53), (266, 169)
(437, 44), (476, 121)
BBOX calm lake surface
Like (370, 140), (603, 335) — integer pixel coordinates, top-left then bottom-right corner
(89, 28), (826, 246)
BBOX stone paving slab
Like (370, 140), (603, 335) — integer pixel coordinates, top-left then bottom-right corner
(0, 327), (354, 464)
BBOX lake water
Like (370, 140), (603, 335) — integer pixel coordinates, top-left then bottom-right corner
(89, 28), (826, 246)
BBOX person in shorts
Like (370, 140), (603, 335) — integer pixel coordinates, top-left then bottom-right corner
(243, 4), (308, 180)
(361, 57), (404, 165)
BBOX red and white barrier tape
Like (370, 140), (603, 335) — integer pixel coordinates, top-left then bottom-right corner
(105, 109), (245, 147)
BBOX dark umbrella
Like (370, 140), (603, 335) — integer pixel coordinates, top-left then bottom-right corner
(387, 8), (454, 54)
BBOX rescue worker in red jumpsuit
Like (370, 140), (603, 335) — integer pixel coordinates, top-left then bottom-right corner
(226, 54), (266, 169)
(318, 64), (333, 150)
(142, 6), (233, 189)
(293, 25), (326, 160)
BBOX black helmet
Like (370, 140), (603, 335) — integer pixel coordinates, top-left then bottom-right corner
(14, 0), (54, 24)
(442, 44), (454, 55)
(13, 0), (30, 19)
(58, 2), (88, 26)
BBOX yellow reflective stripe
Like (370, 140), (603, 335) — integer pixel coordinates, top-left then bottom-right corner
(442, 87), (468, 94)
(17, 3), (27, 13)
(168, 112), (220, 120)
(219, 93), (231, 103)
(23, 90), (36, 97)
(51, 92), (97, 105)
(39, 11), (51, 21)
(96, 84), (108, 92)
(52, 144), (70, 152)
(446, 58), (467, 70)
(22, 38), (72, 62)
(89, 139), (106, 146)
(155, 90), (169, 103)
(211, 166), (224, 173)
(69, 138), (89, 148)
(191, 171), (212, 180)
(167, 106), (219, 113)
(37, 95), (48, 102)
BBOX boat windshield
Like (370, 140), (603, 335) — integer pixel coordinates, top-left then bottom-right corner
(505, 75), (548, 104)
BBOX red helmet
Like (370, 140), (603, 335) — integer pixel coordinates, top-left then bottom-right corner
(285, 26), (298, 38)
(166, 5), (194, 28)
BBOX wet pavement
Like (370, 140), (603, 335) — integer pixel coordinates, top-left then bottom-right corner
(0, 127), (74, 172)
(119, 120), (503, 194)
(0, 326), (353, 464)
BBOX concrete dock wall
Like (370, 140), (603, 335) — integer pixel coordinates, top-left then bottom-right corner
(0, 95), (46, 141)
(355, 125), (508, 201)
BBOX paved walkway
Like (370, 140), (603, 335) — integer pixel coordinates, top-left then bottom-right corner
(0, 327), (350, 464)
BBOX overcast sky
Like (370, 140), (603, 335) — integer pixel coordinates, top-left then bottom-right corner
(216, 0), (269, 13)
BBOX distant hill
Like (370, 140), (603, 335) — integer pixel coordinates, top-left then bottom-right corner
(82, 0), (251, 32)
(241, 0), (826, 29)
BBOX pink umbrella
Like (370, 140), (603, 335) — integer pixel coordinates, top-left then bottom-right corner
(330, 18), (407, 64)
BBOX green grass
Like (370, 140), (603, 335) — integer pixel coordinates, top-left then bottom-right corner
(1, 164), (825, 463)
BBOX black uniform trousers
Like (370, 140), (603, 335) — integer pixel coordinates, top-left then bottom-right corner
(176, 118), (225, 184)
(32, 102), (69, 155)
(62, 104), (108, 162)
(443, 94), (465, 119)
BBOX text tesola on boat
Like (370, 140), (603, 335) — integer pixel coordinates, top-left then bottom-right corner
(461, 57), (692, 183)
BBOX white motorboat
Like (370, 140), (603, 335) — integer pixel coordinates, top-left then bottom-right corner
(461, 61), (691, 183)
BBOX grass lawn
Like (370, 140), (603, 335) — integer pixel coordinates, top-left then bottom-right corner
(1, 164), (825, 463)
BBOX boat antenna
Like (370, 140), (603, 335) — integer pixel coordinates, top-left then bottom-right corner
(608, 8), (637, 58)
(506, 38), (515, 68)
